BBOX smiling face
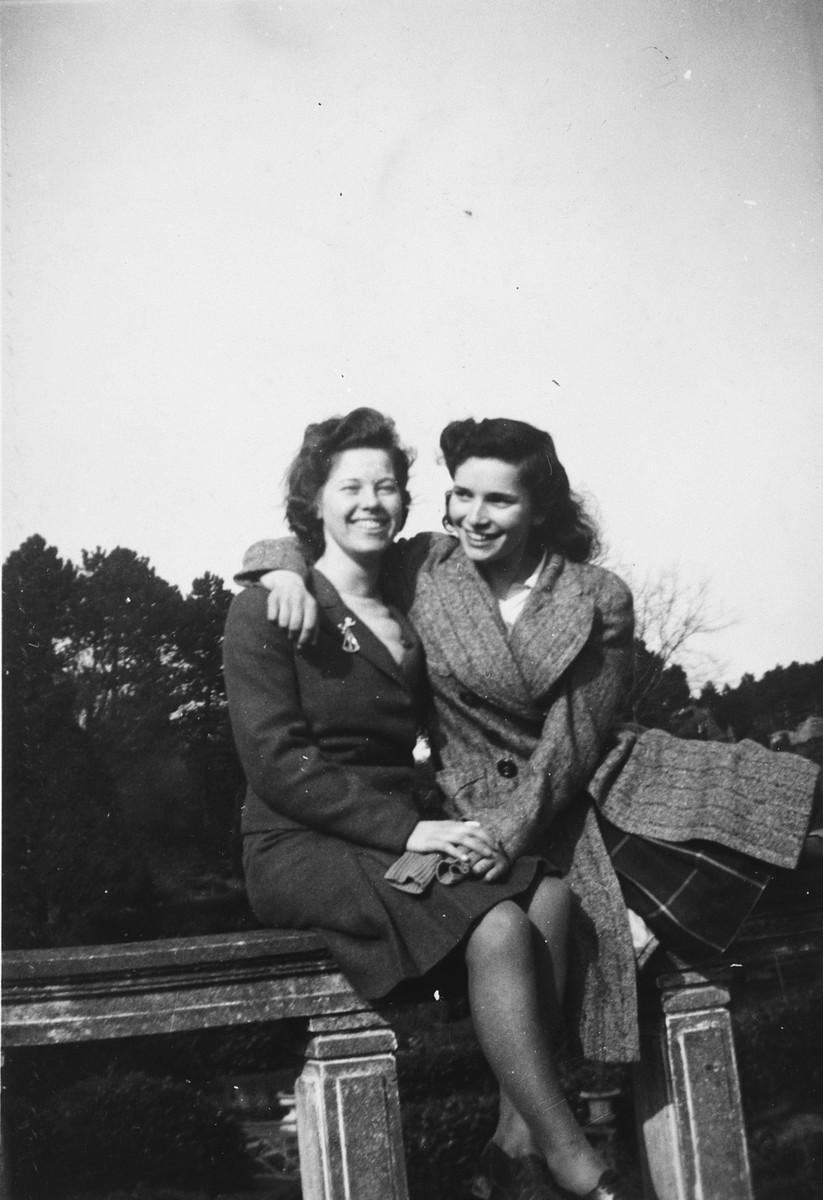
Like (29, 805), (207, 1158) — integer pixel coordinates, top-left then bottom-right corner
(447, 456), (544, 579)
(317, 447), (404, 563)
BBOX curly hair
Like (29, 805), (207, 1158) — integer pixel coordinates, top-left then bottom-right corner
(439, 417), (600, 562)
(285, 408), (415, 560)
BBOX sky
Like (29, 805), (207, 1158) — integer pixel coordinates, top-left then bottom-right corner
(2, 0), (822, 690)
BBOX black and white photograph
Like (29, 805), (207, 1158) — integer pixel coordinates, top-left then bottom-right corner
(2, 3), (822, 1199)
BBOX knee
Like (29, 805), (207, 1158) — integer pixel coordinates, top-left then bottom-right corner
(530, 875), (572, 931)
(466, 901), (531, 966)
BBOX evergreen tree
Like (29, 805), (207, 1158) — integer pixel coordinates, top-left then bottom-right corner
(65, 546), (187, 756)
(174, 573), (243, 855)
(2, 534), (77, 789)
(2, 537), (150, 947)
(709, 660), (823, 741)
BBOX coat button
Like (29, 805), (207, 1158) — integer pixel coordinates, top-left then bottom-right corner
(497, 758), (518, 779)
(459, 690), (480, 708)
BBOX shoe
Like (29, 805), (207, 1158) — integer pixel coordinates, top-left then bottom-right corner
(551, 1168), (632, 1200)
(470, 1140), (557, 1200)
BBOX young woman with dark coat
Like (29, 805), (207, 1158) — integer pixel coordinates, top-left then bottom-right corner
(224, 409), (629, 1200)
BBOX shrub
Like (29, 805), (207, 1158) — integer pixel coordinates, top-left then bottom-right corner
(7, 1068), (250, 1199)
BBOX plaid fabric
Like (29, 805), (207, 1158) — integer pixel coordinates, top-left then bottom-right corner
(598, 813), (774, 960)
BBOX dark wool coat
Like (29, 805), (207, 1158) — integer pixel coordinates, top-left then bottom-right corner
(224, 575), (422, 850)
(238, 536), (819, 1060)
(222, 571), (541, 999)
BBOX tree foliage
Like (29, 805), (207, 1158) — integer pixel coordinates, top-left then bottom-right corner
(701, 659), (823, 743)
(2, 536), (243, 948)
(615, 565), (822, 741)
(173, 572), (241, 852)
(2, 537), (149, 945)
(65, 546), (187, 749)
(3, 535), (77, 788)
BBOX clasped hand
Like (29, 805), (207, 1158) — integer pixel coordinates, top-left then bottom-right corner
(407, 820), (510, 883)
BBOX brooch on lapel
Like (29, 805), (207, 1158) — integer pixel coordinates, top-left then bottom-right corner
(338, 616), (360, 653)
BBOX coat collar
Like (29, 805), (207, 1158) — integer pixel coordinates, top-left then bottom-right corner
(416, 548), (595, 710)
(309, 567), (412, 690)
(510, 555), (595, 700)
(414, 547), (539, 719)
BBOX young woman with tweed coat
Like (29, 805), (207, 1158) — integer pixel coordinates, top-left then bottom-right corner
(238, 414), (822, 1200)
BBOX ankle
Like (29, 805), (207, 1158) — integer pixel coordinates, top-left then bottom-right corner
(542, 1139), (606, 1195)
(492, 1105), (541, 1158)
(494, 1131), (541, 1158)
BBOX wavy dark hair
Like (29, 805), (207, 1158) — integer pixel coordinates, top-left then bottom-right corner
(285, 408), (414, 560)
(439, 417), (600, 562)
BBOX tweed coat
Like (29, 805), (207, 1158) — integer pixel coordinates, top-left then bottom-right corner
(222, 570), (542, 999)
(238, 534), (819, 1060)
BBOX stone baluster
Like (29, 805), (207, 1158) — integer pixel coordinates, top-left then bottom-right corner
(295, 1011), (409, 1200)
(634, 966), (754, 1200)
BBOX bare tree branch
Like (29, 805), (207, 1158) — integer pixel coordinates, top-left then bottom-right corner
(613, 564), (736, 693)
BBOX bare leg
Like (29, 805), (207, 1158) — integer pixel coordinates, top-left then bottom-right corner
(466, 890), (606, 1195)
(490, 878), (571, 1158)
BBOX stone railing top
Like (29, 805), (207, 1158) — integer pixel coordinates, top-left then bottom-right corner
(2, 928), (328, 983)
(0, 929), (365, 1047)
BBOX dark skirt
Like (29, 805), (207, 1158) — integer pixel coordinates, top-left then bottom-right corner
(598, 813), (774, 960)
(243, 828), (548, 999)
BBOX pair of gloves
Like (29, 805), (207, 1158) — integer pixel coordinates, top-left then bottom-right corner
(384, 848), (477, 894)
(384, 848), (487, 894)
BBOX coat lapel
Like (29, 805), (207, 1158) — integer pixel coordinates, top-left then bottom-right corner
(310, 568), (412, 691)
(416, 548), (542, 720)
(417, 549), (596, 711)
(510, 556), (595, 702)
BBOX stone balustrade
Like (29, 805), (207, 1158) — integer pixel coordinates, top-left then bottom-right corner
(1, 930), (408, 1200)
(3, 882), (821, 1200)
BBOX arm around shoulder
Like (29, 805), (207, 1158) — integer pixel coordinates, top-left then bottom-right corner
(234, 537), (308, 586)
(234, 531), (456, 589)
